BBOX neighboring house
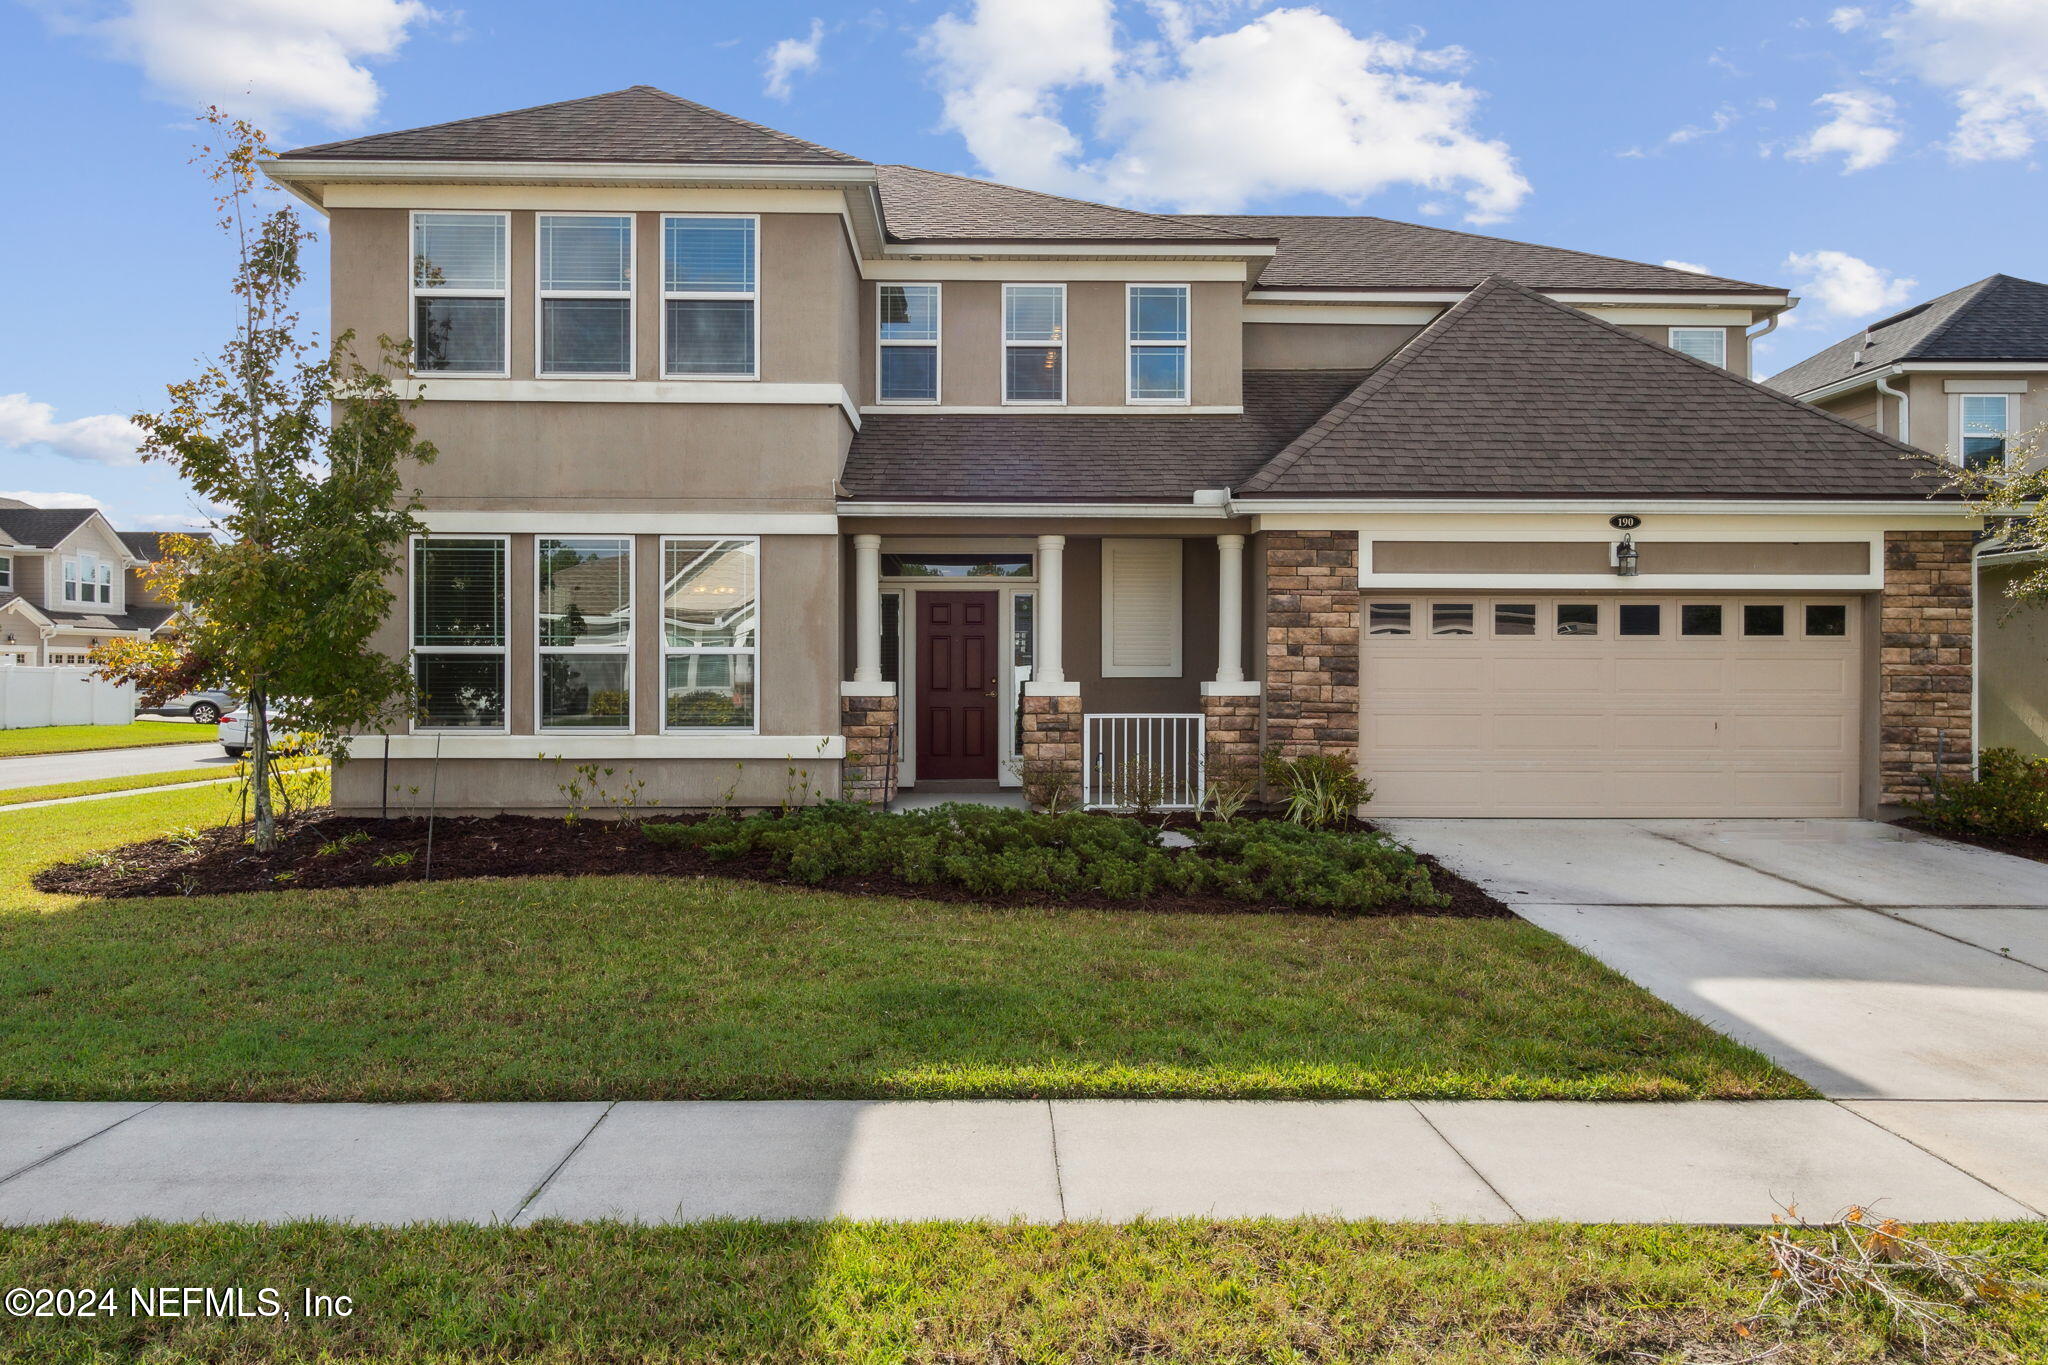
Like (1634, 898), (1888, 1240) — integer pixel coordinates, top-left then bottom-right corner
(1767, 274), (2048, 757)
(0, 503), (176, 667)
(265, 85), (1976, 819)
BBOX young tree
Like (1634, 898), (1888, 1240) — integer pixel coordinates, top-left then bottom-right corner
(1947, 422), (2047, 610)
(132, 110), (436, 850)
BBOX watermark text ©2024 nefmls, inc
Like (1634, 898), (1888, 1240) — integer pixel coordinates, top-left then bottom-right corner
(6, 1285), (354, 1320)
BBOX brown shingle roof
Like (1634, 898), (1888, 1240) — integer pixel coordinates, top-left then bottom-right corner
(841, 371), (1368, 502)
(1241, 276), (1947, 500)
(281, 86), (865, 165)
(1766, 274), (2048, 396)
(0, 508), (96, 548)
(875, 165), (1259, 243)
(1182, 214), (1775, 293)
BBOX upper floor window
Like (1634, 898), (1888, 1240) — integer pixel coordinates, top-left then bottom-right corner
(1003, 284), (1065, 404)
(1128, 284), (1190, 403)
(538, 214), (633, 377)
(877, 284), (940, 403)
(412, 212), (508, 374)
(0, 556), (10, 591)
(1962, 394), (2009, 469)
(1668, 327), (1726, 367)
(663, 216), (756, 379)
(61, 552), (111, 605)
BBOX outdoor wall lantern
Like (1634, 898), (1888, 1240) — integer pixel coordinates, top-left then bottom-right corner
(1612, 535), (1640, 577)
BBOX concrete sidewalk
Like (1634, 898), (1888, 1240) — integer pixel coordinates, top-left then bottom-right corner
(0, 1098), (2039, 1227)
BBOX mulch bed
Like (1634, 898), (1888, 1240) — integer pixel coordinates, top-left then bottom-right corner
(1900, 819), (2048, 865)
(33, 811), (1511, 919)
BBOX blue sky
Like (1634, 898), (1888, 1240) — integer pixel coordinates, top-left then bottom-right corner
(2, 0), (2043, 528)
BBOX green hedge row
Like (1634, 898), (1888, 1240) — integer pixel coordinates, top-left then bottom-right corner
(642, 802), (1447, 912)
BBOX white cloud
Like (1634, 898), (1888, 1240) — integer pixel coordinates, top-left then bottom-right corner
(48, 0), (432, 131)
(1663, 259), (1713, 274)
(1783, 249), (1918, 317)
(1880, 0), (2048, 161)
(920, 0), (1529, 222)
(0, 394), (145, 467)
(763, 18), (825, 101)
(1829, 6), (1868, 32)
(0, 491), (104, 509)
(1787, 89), (1903, 171)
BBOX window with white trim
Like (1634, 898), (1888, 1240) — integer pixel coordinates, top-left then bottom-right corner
(537, 536), (632, 732)
(412, 537), (507, 730)
(60, 552), (111, 605)
(1003, 283), (1065, 404)
(412, 212), (508, 374)
(538, 214), (633, 377)
(1127, 284), (1189, 403)
(1668, 327), (1727, 367)
(1100, 538), (1182, 677)
(663, 216), (757, 378)
(662, 537), (758, 731)
(1961, 394), (2009, 469)
(0, 556), (10, 591)
(877, 283), (940, 403)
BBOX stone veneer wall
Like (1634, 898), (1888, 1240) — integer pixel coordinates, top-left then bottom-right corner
(840, 692), (900, 806)
(1200, 691), (1261, 786)
(1263, 530), (1361, 760)
(1880, 529), (1975, 803)
(1019, 692), (1083, 809)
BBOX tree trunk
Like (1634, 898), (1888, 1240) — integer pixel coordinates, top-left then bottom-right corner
(250, 686), (276, 852)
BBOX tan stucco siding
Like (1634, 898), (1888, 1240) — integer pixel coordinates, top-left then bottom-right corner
(401, 401), (847, 509)
(1904, 371), (2048, 462)
(1370, 540), (1870, 575)
(859, 280), (1241, 407)
(1243, 322), (1422, 371)
(1616, 323), (1749, 376)
(332, 756), (841, 814)
(1981, 561), (2048, 756)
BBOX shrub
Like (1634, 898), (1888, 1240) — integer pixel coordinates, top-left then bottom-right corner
(1008, 755), (1079, 814)
(642, 802), (1445, 911)
(1910, 747), (2048, 839)
(1262, 751), (1373, 828)
(1204, 756), (1260, 823)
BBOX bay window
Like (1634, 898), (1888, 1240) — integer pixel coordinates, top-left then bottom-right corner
(1003, 284), (1065, 404)
(662, 537), (758, 732)
(663, 216), (757, 378)
(537, 536), (632, 731)
(1962, 394), (2009, 469)
(877, 283), (940, 403)
(1127, 284), (1189, 403)
(412, 537), (506, 730)
(538, 214), (633, 377)
(412, 212), (508, 374)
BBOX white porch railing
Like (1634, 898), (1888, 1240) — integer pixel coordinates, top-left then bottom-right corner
(1083, 713), (1206, 811)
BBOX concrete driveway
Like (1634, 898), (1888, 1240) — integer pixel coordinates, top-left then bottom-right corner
(1381, 819), (2048, 1102)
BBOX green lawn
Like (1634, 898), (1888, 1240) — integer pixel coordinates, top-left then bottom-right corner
(0, 786), (1805, 1102)
(0, 759), (323, 808)
(1, 1219), (2040, 1363)
(0, 720), (210, 759)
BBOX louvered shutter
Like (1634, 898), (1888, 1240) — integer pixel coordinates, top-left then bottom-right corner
(1100, 539), (1183, 678)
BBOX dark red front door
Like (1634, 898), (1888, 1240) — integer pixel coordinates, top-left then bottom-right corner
(916, 592), (999, 780)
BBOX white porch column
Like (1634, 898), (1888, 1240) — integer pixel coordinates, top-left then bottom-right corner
(1035, 534), (1067, 685)
(852, 533), (883, 684)
(1214, 533), (1246, 684)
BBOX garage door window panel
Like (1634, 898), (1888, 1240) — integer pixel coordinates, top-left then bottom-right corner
(1805, 604), (1849, 638)
(1431, 602), (1475, 636)
(1556, 603), (1600, 636)
(1492, 603), (1536, 636)
(1681, 604), (1724, 636)
(1368, 602), (1413, 635)
(1619, 603), (1662, 637)
(1743, 604), (1786, 637)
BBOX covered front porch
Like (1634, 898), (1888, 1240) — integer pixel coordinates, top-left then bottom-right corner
(836, 526), (1269, 809)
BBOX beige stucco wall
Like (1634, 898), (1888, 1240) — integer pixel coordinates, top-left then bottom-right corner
(1981, 560), (2048, 756)
(332, 755), (841, 814)
(399, 401), (847, 510)
(1817, 372), (2047, 458)
(1615, 322), (1749, 376)
(857, 280), (1242, 406)
(1243, 322), (1422, 371)
(1370, 540), (1870, 575)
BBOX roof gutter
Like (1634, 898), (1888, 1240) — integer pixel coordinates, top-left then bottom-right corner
(1873, 367), (1910, 443)
(1224, 496), (1977, 517)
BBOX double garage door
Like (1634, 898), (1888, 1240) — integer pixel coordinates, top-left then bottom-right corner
(1362, 594), (1863, 817)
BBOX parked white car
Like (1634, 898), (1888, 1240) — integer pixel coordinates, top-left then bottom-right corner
(217, 704), (313, 759)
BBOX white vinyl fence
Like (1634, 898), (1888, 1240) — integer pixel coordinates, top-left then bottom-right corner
(1083, 713), (1206, 811)
(0, 667), (135, 729)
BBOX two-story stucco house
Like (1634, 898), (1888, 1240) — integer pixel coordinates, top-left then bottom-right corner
(264, 86), (1980, 820)
(1768, 274), (2048, 757)
(0, 501), (175, 667)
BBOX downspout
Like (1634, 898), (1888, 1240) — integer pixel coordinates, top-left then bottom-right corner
(1874, 368), (1910, 444)
(1742, 311), (1778, 379)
